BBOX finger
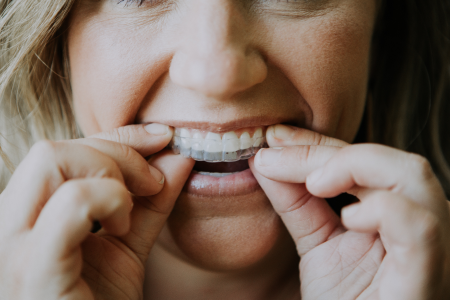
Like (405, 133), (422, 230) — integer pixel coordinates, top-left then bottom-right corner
(87, 123), (173, 158)
(266, 124), (348, 148)
(342, 191), (441, 246)
(31, 178), (133, 260)
(305, 144), (448, 219)
(112, 150), (195, 263)
(249, 157), (344, 256)
(341, 190), (448, 299)
(69, 138), (164, 196)
(0, 141), (124, 235)
(253, 145), (340, 183)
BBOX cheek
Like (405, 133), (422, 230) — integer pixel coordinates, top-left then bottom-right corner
(68, 12), (167, 136)
(264, 5), (376, 141)
(307, 18), (372, 139)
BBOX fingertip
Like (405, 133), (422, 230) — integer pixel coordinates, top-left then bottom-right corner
(305, 167), (349, 198)
(271, 124), (296, 142)
(341, 203), (361, 221)
(248, 156), (256, 169)
(100, 193), (133, 236)
(255, 148), (283, 168)
(150, 149), (195, 180)
(144, 123), (173, 137)
(148, 165), (165, 186)
(306, 167), (324, 187)
(306, 167), (334, 198)
(265, 125), (277, 144)
(248, 155), (264, 179)
(253, 148), (263, 168)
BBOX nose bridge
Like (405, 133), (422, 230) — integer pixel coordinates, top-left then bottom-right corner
(169, 0), (267, 98)
(186, 0), (239, 55)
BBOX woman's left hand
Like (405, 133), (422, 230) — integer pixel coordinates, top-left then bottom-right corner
(250, 124), (450, 300)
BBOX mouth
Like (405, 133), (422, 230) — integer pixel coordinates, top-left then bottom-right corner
(193, 159), (249, 176)
(172, 126), (267, 198)
(172, 126), (264, 196)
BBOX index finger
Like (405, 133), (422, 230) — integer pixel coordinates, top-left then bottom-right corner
(306, 144), (448, 219)
(88, 123), (173, 157)
(253, 145), (341, 183)
(266, 124), (349, 148)
(111, 150), (195, 263)
(252, 125), (346, 182)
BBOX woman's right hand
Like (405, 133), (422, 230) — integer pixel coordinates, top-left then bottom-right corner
(0, 124), (194, 300)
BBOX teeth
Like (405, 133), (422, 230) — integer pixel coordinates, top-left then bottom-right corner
(240, 132), (252, 149)
(180, 128), (191, 157)
(222, 132), (240, 152)
(204, 132), (222, 152)
(196, 171), (240, 177)
(252, 128), (263, 147)
(170, 127), (267, 162)
(192, 132), (204, 151)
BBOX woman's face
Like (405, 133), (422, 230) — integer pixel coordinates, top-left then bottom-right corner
(68, 0), (378, 271)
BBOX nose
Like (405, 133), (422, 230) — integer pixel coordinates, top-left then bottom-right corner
(169, 0), (268, 99)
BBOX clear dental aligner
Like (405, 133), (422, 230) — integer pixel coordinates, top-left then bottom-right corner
(170, 127), (268, 162)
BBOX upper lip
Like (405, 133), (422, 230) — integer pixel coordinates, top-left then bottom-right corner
(141, 116), (302, 133)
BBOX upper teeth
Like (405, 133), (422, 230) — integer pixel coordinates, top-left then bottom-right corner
(171, 127), (266, 162)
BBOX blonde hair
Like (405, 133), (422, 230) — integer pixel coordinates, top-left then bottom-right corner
(0, 0), (76, 188)
(1, 0), (450, 195)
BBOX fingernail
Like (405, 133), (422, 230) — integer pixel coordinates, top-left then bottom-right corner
(272, 124), (296, 141)
(342, 203), (361, 218)
(149, 166), (165, 185)
(257, 148), (283, 166)
(145, 123), (169, 136)
(307, 167), (323, 186)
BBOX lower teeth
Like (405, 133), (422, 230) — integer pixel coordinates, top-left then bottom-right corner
(195, 171), (241, 177)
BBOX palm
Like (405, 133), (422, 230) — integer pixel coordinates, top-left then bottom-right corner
(80, 233), (145, 300)
(300, 229), (385, 299)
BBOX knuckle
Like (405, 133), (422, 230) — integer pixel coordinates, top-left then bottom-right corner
(407, 153), (435, 181)
(338, 144), (358, 158)
(110, 127), (133, 145)
(28, 140), (57, 161)
(103, 179), (131, 210)
(374, 194), (392, 214)
(292, 145), (314, 165)
(109, 178), (128, 197)
(312, 132), (326, 146)
(96, 163), (122, 181)
(117, 143), (136, 164)
(59, 181), (90, 207)
(416, 210), (441, 244)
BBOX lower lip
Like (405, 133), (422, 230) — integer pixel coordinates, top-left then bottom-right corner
(183, 168), (261, 197)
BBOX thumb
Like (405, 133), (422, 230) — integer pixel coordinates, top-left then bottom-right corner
(249, 157), (344, 256)
(114, 149), (195, 263)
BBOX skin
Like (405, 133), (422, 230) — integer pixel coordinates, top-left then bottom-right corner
(0, 0), (449, 299)
(67, 0), (377, 297)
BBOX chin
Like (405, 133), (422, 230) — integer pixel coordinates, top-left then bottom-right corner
(157, 190), (292, 272)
